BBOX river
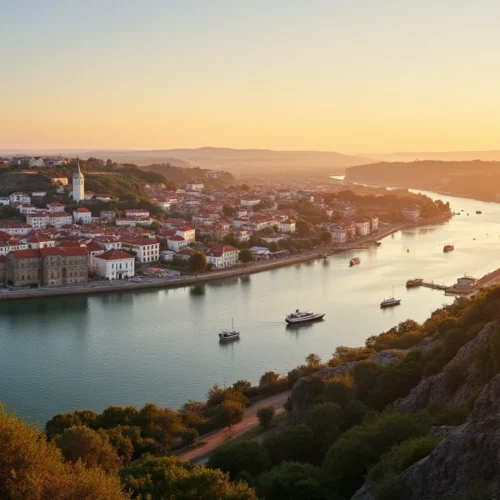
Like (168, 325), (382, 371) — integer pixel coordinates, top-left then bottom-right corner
(1, 190), (499, 425)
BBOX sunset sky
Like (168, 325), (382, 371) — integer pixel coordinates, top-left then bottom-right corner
(2, 0), (500, 153)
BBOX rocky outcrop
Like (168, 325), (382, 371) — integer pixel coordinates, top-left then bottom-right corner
(394, 371), (500, 499)
(352, 372), (500, 500)
(288, 349), (406, 424)
(393, 321), (496, 413)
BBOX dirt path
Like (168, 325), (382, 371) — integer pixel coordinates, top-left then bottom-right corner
(179, 390), (291, 463)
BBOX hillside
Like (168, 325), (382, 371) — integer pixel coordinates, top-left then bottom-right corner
(140, 163), (239, 189)
(361, 150), (500, 163)
(0, 171), (53, 197)
(82, 147), (369, 174)
(345, 160), (500, 201)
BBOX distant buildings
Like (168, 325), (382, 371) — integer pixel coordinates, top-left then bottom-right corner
(206, 245), (239, 269)
(403, 206), (421, 221)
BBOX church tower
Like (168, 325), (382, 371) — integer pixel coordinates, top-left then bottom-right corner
(72, 157), (84, 202)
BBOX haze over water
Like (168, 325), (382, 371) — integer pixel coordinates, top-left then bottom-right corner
(1, 190), (499, 425)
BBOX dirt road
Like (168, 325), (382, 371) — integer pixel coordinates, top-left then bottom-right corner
(179, 390), (291, 464)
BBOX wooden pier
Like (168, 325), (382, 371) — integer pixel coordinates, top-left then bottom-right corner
(419, 281), (448, 291)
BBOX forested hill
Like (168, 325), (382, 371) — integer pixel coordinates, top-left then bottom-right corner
(345, 160), (500, 201)
(140, 163), (239, 189)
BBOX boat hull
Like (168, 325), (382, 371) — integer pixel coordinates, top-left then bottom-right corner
(285, 314), (325, 324)
(380, 300), (401, 308)
(219, 333), (240, 341)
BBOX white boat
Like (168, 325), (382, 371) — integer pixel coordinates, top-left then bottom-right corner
(380, 286), (401, 308)
(219, 318), (240, 341)
(285, 309), (325, 324)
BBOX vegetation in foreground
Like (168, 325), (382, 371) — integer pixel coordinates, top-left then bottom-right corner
(5, 287), (500, 498)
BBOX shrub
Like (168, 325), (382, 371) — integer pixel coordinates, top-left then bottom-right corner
(121, 455), (257, 499)
(444, 361), (467, 394)
(182, 428), (199, 446)
(475, 326), (500, 383)
(264, 424), (315, 465)
(257, 406), (275, 429)
(207, 440), (271, 479)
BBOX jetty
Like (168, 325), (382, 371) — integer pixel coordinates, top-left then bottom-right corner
(420, 281), (448, 291)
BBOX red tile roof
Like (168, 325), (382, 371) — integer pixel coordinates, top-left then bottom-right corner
(95, 249), (133, 261)
(206, 245), (239, 257)
(11, 249), (42, 259)
(39, 247), (88, 257)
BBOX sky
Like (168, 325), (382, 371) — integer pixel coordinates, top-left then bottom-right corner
(2, 0), (500, 154)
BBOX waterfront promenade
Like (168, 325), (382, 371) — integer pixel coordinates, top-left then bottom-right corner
(0, 214), (451, 301)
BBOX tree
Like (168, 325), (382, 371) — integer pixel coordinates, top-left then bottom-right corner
(188, 251), (207, 275)
(45, 410), (98, 440)
(296, 219), (311, 236)
(305, 353), (321, 369)
(0, 406), (125, 499)
(240, 184), (250, 192)
(223, 204), (236, 217)
(259, 371), (280, 388)
(257, 461), (327, 500)
(320, 231), (332, 245)
(232, 380), (252, 393)
(217, 400), (245, 430)
(257, 406), (275, 429)
(238, 248), (254, 266)
(264, 424), (315, 465)
(121, 455), (257, 499)
(207, 440), (271, 479)
(135, 403), (185, 449)
(182, 428), (199, 446)
(56, 425), (122, 474)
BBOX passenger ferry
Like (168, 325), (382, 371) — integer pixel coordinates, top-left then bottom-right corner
(406, 278), (423, 288)
(285, 309), (325, 324)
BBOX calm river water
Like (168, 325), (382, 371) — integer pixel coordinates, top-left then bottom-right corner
(1, 190), (499, 425)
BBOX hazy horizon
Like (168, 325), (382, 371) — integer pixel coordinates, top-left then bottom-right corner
(3, 1), (500, 153)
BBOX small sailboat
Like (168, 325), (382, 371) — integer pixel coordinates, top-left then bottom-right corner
(219, 318), (240, 341)
(380, 286), (401, 308)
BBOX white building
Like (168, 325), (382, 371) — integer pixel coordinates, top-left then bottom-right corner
(125, 209), (150, 218)
(240, 197), (261, 207)
(175, 227), (195, 244)
(279, 219), (296, 233)
(26, 211), (72, 229)
(0, 240), (29, 255)
(47, 202), (66, 213)
(167, 235), (188, 252)
(330, 225), (347, 243)
(121, 238), (160, 264)
(91, 249), (135, 280)
(0, 222), (32, 235)
(403, 206), (420, 221)
(354, 218), (371, 236)
(115, 217), (153, 227)
(9, 192), (31, 204)
(0, 197), (9, 206)
(73, 207), (92, 224)
(185, 182), (204, 192)
(205, 245), (239, 269)
(32, 191), (47, 197)
(72, 159), (85, 202)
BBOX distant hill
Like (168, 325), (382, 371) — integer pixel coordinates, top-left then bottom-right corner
(140, 164), (238, 189)
(81, 147), (369, 174)
(345, 160), (500, 201)
(360, 150), (500, 162)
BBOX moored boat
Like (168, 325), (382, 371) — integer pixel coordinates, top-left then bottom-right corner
(285, 309), (325, 324)
(406, 278), (423, 288)
(219, 318), (240, 341)
(380, 286), (401, 308)
(349, 256), (360, 266)
(476, 210), (482, 214)
(443, 244), (454, 253)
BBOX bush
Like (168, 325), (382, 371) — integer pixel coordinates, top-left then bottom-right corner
(182, 428), (199, 446)
(207, 440), (271, 479)
(367, 434), (441, 486)
(323, 412), (429, 497)
(256, 461), (326, 500)
(475, 326), (500, 383)
(264, 424), (315, 465)
(121, 455), (257, 499)
(444, 361), (467, 394)
(257, 406), (275, 429)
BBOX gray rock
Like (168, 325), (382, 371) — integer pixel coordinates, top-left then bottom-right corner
(393, 321), (496, 413)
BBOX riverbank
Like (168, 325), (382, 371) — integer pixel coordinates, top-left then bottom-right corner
(0, 214), (451, 301)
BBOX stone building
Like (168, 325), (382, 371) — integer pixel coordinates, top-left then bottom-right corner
(6, 247), (89, 287)
(72, 159), (84, 202)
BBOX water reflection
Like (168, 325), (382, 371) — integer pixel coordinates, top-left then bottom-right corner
(189, 285), (205, 296)
(0, 296), (89, 315)
(240, 276), (251, 285)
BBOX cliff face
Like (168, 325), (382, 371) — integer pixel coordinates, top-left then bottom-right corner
(394, 371), (500, 499)
(393, 322), (496, 413)
(288, 350), (405, 424)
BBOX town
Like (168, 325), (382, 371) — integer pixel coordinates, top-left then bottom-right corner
(0, 156), (449, 292)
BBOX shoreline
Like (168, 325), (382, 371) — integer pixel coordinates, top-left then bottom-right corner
(0, 214), (451, 301)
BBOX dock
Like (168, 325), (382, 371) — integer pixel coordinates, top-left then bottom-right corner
(420, 281), (448, 291)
